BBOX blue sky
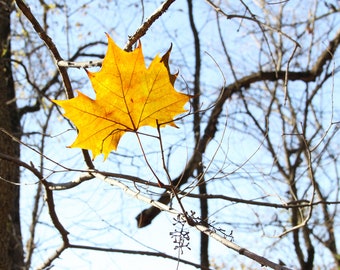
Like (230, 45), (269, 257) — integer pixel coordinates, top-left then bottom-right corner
(12, 0), (340, 269)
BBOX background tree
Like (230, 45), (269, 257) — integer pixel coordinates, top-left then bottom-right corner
(0, 0), (24, 268)
(0, 0), (339, 269)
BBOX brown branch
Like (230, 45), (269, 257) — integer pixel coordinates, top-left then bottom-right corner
(0, 152), (42, 181)
(41, 180), (70, 241)
(180, 192), (340, 208)
(36, 243), (68, 270)
(15, 0), (73, 99)
(124, 0), (176, 52)
(34, 178), (70, 269)
(186, 0), (209, 268)
(0, 150), (70, 268)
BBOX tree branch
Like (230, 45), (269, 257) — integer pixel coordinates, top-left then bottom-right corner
(15, 0), (73, 99)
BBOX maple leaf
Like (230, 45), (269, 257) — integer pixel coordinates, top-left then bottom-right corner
(54, 34), (190, 159)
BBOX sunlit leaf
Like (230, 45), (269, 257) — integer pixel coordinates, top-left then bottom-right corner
(54, 34), (190, 159)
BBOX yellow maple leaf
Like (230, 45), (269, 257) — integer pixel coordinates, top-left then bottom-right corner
(54, 34), (190, 159)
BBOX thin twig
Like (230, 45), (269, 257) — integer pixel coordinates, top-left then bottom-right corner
(69, 244), (202, 269)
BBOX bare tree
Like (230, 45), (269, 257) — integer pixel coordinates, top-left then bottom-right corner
(0, 0), (339, 269)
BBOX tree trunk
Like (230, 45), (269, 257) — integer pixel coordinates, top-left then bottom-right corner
(0, 0), (24, 268)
